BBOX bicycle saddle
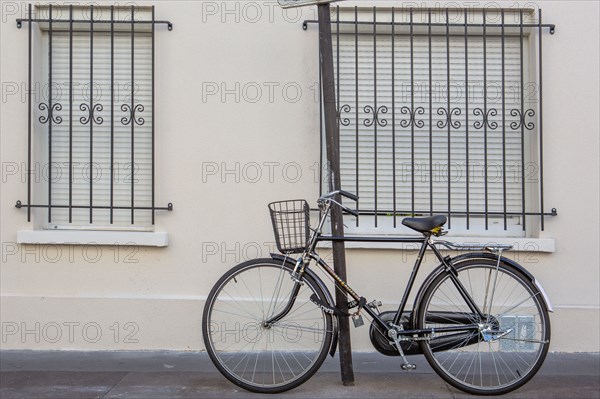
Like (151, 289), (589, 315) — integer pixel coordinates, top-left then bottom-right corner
(402, 215), (447, 233)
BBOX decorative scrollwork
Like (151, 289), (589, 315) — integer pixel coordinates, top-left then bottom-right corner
(473, 108), (498, 130)
(399, 106), (425, 128)
(510, 109), (536, 131)
(121, 104), (145, 126)
(363, 105), (388, 127)
(79, 103), (104, 125)
(437, 108), (462, 129)
(337, 104), (351, 127)
(38, 102), (63, 124)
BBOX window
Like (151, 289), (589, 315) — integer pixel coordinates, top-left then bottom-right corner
(16, 5), (173, 232)
(322, 7), (556, 237)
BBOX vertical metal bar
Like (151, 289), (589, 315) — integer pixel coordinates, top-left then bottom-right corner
(317, 3), (354, 385)
(131, 5), (135, 225)
(501, 10), (507, 230)
(89, 5), (94, 224)
(69, 5), (73, 223)
(428, 8), (433, 217)
(354, 6), (359, 227)
(48, 4), (53, 224)
(538, 9), (545, 231)
(410, 8), (415, 217)
(373, 7), (378, 227)
(336, 5), (340, 130)
(151, 6), (155, 225)
(110, 6), (115, 224)
(483, 8), (489, 230)
(27, 4), (32, 222)
(519, 9), (526, 231)
(318, 33), (323, 197)
(334, 5), (341, 223)
(464, 9), (470, 229)
(392, 8), (397, 227)
(445, 8), (451, 228)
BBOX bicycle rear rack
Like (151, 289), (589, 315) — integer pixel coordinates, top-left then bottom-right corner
(433, 240), (513, 253)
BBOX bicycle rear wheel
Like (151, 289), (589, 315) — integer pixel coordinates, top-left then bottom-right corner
(417, 259), (550, 395)
(202, 258), (334, 393)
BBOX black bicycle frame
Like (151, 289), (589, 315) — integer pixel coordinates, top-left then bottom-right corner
(265, 196), (486, 339)
(309, 234), (486, 337)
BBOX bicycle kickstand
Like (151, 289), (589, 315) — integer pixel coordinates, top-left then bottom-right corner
(388, 329), (416, 371)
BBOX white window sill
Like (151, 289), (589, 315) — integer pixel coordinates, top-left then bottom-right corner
(318, 236), (555, 253)
(17, 230), (169, 247)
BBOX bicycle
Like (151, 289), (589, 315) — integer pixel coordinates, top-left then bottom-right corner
(202, 190), (552, 395)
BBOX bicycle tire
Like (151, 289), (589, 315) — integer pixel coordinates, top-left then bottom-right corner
(416, 258), (550, 395)
(202, 258), (334, 393)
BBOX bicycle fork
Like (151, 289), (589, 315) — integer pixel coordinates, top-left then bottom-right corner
(260, 257), (302, 327)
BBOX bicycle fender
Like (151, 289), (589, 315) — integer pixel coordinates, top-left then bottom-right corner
(450, 252), (553, 312)
(270, 254), (339, 357)
(412, 252), (553, 324)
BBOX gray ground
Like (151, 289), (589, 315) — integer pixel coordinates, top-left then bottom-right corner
(1, 351), (599, 399)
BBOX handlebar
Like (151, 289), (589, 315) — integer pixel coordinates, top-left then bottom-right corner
(320, 190), (359, 202)
(338, 190), (359, 202)
(319, 190), (360, 217)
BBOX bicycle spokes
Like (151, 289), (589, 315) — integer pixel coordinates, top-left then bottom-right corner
(417, 260), (550, 395)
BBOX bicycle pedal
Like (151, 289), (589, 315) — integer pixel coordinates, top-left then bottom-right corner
(352, 315), (364, 328)
(401, 363), (417, 371)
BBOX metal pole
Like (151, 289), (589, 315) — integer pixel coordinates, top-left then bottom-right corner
(318, 3), (354, 387)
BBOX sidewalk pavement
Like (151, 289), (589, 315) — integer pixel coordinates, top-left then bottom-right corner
(1, 351), (599, 399)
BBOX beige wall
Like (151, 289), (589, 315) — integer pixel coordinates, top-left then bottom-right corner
(1, 0), (598, 352)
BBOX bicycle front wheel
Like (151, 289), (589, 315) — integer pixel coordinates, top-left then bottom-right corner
(417, 259), (551, 395)
(202, 258), (334, 393)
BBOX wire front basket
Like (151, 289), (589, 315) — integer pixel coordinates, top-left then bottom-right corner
(268, 200), (311, 254)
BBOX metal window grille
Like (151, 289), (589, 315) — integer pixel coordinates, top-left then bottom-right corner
(15, 4), (173, 227)
(306, 7), (557, 232)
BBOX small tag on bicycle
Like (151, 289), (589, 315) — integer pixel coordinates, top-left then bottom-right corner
(352, 315), (364, 328)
